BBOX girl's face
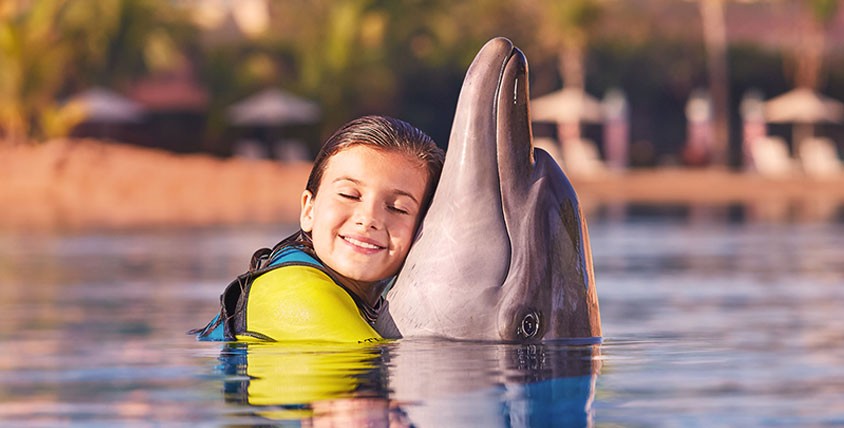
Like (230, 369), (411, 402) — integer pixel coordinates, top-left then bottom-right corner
(300, 145), (429, 285)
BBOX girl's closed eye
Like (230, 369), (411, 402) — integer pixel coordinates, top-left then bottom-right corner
(387, 198), (418, 216)
(335, 186), (361, 200)
(387, 204), (410, 215)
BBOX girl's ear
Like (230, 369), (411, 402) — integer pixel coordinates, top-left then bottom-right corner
(299, 190), (315, 232)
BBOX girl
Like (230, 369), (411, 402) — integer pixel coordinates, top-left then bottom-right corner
(192, 115), (444, 342)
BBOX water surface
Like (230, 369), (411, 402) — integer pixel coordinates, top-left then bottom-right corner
(1, 216), (842, 426)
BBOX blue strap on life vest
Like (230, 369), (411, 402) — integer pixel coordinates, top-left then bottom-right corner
(268, 247), (320, 269)
(197, 314), (226, 341)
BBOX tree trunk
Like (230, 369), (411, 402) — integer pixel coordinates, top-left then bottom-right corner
(559, 38), (585, 90)
(699, 0), (731, 167)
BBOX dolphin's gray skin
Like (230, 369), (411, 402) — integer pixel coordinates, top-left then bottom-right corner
(375, 37), (602, 341)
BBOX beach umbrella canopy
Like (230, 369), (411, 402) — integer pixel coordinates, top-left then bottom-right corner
(531, 87), (604, 124)
(227, 88), (321, 126)
(764, 88), (844, 123)
(66, 87), (145, 123)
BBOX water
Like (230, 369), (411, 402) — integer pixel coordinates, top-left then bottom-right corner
(1, 214), (843, 426)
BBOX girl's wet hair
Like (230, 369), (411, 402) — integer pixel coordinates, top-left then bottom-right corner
(305, 115), (445, 210)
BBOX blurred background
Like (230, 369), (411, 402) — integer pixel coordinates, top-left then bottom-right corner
(3, 2), (844, 425)
(2, 0), (844, 169)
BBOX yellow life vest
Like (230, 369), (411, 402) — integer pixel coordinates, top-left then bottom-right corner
(238, 264), (381, 343)
(190, 231), (384, 343)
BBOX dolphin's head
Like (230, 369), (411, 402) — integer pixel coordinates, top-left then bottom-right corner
(379, 37), (601, 341)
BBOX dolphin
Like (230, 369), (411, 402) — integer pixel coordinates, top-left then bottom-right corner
(375, 37), (602, 341)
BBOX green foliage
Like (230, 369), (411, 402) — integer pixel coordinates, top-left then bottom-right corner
(0, 0), (195, 142)
(3, 0), (843, 157)
(196, 0), (493, 145)
(809, 0), (839, 24)
(0, 0), (71, 141)
(60, 0), (195, 86)
(551, 0), (604, 31)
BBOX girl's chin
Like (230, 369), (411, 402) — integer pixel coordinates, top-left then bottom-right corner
(334, 267), (383, 284)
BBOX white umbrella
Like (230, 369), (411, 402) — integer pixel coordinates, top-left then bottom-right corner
(227, 88), (321, 126)
(66, 87), (145, 123)
(531, 87), (604, 124)
(764, 88), (844, 124)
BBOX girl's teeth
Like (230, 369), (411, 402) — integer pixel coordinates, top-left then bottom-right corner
(345, 237), (380, 249)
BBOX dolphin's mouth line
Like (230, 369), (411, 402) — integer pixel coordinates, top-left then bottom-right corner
(491, 47), (519, 300)
(492, 46), (521, 340)
(492, 47), (518, 157)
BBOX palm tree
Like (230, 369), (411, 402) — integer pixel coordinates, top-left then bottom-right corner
(790, 0), (839, 158)
(534, 0), (605, 90)
(793, 0), (839, 90)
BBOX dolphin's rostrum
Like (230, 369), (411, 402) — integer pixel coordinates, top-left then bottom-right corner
(375, 37), (602, 341)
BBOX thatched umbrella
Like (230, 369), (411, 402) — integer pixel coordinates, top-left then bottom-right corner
(531, 87), (604, 124)
(227, 88), (321, 126)
(67, 87), (145, 123)
(764, 88), (844, 156)
(227, 88), (321, 159)
(65, 87), (145, 141)
(530, 88), (606, 175)
(531, 87), (604, 156)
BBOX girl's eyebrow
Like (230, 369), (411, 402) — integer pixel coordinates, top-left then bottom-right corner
(392, 189), (420, 206)
(333, 176), (420, 205)
(333, 176), (360, 185)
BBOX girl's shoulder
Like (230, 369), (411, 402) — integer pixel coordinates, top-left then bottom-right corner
(244, 263), (382, 343)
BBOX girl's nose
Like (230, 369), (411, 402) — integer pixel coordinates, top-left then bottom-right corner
(354, 201), (383, 230)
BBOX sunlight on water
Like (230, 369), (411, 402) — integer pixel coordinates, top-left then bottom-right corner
(591, 218), (844, 426)
(0, 215), (843, 426)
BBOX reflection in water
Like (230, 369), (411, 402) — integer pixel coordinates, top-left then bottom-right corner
(218, 342), (395, 424)
(388, 340), (599, 428)
(215, 340), (600, 427)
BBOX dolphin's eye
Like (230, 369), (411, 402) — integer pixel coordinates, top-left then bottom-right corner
(518, 310), (541, 339)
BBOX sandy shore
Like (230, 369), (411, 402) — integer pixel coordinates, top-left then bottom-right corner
(2, 139), (843, 231)
(572, 167), (844, 222)
(1, 139), (311, 231)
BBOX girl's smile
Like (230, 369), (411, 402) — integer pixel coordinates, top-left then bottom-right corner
(340, 234), (386, 252)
